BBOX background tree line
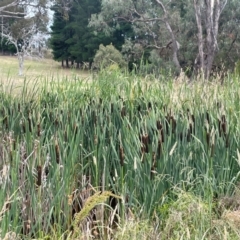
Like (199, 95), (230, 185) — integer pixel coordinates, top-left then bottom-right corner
(50, 0), (134, 69)
(1, 0), (240, 78)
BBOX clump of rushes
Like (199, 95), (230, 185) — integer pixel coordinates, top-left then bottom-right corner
(1, 69), (240, 239)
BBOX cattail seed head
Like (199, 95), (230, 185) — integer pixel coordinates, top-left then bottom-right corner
(55, 140), (60, 164)
(221, 114), (226, 123)
(3, 116), (8, 130)
(206, 132), (210, 146)
(157, 139), (162, 157)
(156, 120), (162, 130)
(121, 107), (126, 118)
(221, 122), (227, 136)
(206, 112), (210, 124)
(148, 102), (152, 110)
(119, 146), (124, 167)
(37, 123), (41, 137)
(225, 135), (229, 148)
(64, 130), (68, 142)
(171, 117), (176, 133)
(54, 118), (59, 127)
(36, 165), (42, 187)
(218, 119), (222, 137)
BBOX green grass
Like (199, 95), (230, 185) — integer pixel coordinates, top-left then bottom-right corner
(0, 65), (240, 239)
(0, 56), (91, 95)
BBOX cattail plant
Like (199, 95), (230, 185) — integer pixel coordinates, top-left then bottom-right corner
(55, 138), (60, 164)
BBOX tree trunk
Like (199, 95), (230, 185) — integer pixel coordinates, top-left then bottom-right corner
(194, 0), (224, 79)
(18, 52), (24, 76)
(155, 0), (181, 74)
(62, 59), (64, 67)
(194, 0), (204, 76)
(66, 59), (69, 68)
(89, 61), (93, 70)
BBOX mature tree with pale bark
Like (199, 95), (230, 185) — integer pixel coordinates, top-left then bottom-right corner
(0, 0), (50, 75)
(194, 0), (228, 79)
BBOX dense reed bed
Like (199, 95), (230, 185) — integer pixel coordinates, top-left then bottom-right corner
(1, 71), (240, 239)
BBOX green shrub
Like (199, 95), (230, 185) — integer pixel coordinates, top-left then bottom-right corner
(93, 44), (127, 70)
(234, 60), (240, 76)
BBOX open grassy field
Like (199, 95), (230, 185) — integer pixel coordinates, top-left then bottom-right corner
(0, 56), (91, 94)
(0, 58), (240, 239)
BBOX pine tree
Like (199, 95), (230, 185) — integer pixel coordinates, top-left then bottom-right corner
(50, 4), (71, 67)
(50, 0), (133, 69)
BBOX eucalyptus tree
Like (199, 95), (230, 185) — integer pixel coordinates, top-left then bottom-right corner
(89, 0), (184, 74)
(193, 0), (228, 79)
(215, 0), (240, 71)
(90, 0), (232, 79)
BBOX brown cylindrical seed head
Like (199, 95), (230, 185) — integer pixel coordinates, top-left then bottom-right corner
(171, 117), (176, 133)
(121, 107), (126, 118)
(221, 115), (226, 123)
(225, 135), (229, 148)
(221, 122), (227, 136)
(206, 112), (210, 124)
(55, 141), (60, 164)
(28, 116), (32, 133)
(206, 132), (210, 146)
(36, 165), (42, 187)
(119, 146), (124, 167)
(187, 129), (191, 142)
(37, 123), (41, 137)
(156, 120), (162, 130)
(218, 119), (222, 137)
